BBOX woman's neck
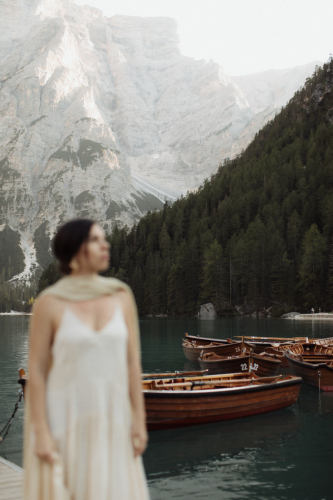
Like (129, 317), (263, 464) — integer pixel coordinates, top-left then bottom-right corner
(69, 271), (98, 278)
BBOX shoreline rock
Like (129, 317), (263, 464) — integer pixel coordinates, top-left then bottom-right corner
(199, 303), (217, 318)
(281, 312), (300, 319)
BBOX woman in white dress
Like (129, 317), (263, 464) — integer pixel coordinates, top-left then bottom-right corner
(24, 219), (150, 500)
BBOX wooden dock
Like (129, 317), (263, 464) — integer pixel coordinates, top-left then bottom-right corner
(0, 457), (23, 500)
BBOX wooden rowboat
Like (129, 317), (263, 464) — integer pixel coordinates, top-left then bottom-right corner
(184, 333), (228, 345)
(285, 344), (333, 391)
(198, 351), (281, 377)
(184, 333), (293, 367)
(182, 338), (249, 364)
(185, 332), (294, 349)
(143, 372), (301, 430)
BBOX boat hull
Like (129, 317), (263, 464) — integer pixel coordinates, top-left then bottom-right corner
(285, 343), (333, 391)
(286, 355), (333, 391)
(199, 354), (281, 377)
(144, 378), (301, 430)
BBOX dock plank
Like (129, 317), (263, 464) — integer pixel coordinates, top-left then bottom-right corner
(0, 457), (23, 500)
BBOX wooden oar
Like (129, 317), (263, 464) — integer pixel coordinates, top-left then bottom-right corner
(235, 336), (308, 341)
(301, 359), (332, 363)
(195, 375), (283, 385)
(146, 371), (256, 381)
(142, 370), (208, 378)
(152, 375), (283, 389)
(302, 356), (333, 360)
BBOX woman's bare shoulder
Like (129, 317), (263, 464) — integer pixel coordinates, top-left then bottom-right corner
(115, 289), (133, 313)
(33, 295), (66, 319)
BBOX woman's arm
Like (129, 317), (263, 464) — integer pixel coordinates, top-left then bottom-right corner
(28, 296), (57, 464)
(120, 290), (148, 457)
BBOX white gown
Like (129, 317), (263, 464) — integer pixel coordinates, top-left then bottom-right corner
(45, 305), (150, 500)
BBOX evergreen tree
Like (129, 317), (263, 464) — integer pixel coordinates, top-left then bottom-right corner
(271, 252), (293, 304)
(200, 240), (224, 313)
(298, 224), (327, 308)
(326, 235), (333, 310)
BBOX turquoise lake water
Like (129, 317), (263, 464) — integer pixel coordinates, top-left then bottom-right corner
(1, 315), (332, 499)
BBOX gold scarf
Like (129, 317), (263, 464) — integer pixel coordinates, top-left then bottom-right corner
(37, 274), (140, 349)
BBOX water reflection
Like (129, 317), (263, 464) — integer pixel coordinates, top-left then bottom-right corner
(299, 385), (333, 415)
(140, 318), (333, 500)
(144, 409), (299, 479)
(0, 316), (29, 465)
(140, 316), (333, 345)
(145, 384), (332, 500)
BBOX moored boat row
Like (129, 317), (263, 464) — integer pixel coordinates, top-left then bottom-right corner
(183, 332), (333, 374)
(17, 330), (331, 433)
(182, 331), (333, 392)
(183, 333), (288, 372)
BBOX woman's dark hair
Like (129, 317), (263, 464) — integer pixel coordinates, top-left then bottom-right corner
(53, 219), (96, 274)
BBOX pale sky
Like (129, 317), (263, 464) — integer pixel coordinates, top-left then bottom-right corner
(74, 0), (331, 76)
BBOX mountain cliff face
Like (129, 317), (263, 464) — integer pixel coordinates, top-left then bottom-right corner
(0, 0), (320, 280)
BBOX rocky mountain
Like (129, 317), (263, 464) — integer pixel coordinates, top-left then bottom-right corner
(0, 0), (320, 280)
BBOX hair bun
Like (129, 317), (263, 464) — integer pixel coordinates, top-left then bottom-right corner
(53, 219), (95, 274)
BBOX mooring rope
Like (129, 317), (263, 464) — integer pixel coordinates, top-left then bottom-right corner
(0, 389), (24, 444)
